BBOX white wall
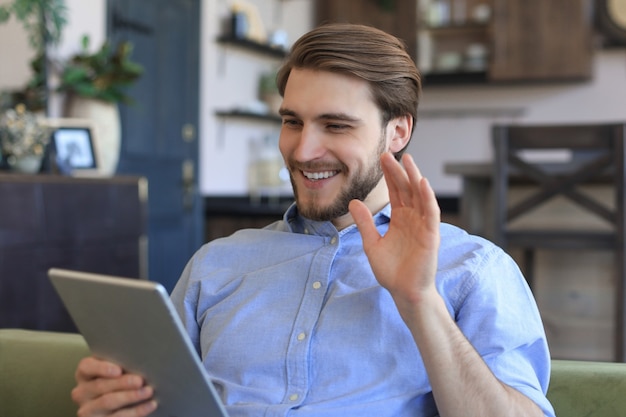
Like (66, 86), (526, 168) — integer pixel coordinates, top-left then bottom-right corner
(52, 0), (106, 57)
(199, 0), (312, 196)
(2, 0), (626, 197)
(0, 7), (31, 89)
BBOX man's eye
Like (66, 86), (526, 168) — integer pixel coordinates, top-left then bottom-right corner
(282, 119), (301, 127)
(327, 124), (349, 131)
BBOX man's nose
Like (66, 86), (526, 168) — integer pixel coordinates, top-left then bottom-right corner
(293, 126), (326, 161)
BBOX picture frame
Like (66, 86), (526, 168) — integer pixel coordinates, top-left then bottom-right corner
(41, 118), (101, 176)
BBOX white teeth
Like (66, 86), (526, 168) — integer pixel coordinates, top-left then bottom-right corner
(303, 170), (337, 180)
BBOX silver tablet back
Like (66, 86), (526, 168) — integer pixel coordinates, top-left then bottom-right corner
(49, 268), (229, 417)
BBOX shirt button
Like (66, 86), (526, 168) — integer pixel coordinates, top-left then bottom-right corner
(304, 228), (309, 234)
(330, 237), (337, 245)
(312, 281), (321, 290)
(297, 332), (306, 341)
(289, 393), (299, 401)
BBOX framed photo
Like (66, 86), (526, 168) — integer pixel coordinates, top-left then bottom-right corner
(41, 118), (100, 176)
(52, 127), (97, 169)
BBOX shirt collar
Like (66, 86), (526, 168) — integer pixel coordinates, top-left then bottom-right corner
(283, 202), (391, 237)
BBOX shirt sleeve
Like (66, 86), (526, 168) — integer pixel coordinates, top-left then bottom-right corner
(449, 243), (555, 417)
(170, 250), (203, 356)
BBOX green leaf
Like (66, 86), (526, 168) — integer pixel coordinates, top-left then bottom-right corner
(80, 34), (89, 51)
(0, 7), (11, 23)
(57, 33), (143, 105)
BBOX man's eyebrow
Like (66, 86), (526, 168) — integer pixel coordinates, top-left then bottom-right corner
(278, 108), (361, 123)
(317, 113), (361, 123)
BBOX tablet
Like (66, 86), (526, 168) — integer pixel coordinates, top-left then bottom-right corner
(48, 268), (230, 417)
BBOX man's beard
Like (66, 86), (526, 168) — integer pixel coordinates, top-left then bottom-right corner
(289, 133), (386, 222)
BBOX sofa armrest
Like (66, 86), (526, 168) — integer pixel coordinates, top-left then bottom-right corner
(548, 359), (626, 417)
(0, 329), (90, 417)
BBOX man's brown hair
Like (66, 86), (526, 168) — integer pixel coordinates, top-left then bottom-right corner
(276, 23), (422, 157)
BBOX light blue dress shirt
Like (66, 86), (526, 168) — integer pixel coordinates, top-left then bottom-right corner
(170, 203), (555, 417)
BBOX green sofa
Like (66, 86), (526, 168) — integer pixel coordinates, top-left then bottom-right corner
(1, 328), (626, 417)
(0, 329), (90, 417)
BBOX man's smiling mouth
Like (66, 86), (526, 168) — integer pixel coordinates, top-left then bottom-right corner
(302, 170), (339, 180)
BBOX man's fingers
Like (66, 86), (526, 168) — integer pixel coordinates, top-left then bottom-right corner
(381, 152), (430, 211)
(400, 153), (422, 182)
(76, 388), (156, 417)
(73, 371), (145, 405)
(76, 357), (123, 383)
(349, 199), (380, 247)
(73, 355), (157, 417)
(419, 176), (441, 221)
(400, 154), (425, 208)
(73, 376), (155, 417)
(379, 153), (401, 208)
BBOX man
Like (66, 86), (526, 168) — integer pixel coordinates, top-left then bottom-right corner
(72, 23), (555, 417)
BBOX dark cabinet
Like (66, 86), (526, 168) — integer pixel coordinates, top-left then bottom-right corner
(489, 0), (593, 81)
(0, 174), (147, 332)
(316, 0), (593, 84)
(422, 0), (593, 83)
(315, 0), (418, 60)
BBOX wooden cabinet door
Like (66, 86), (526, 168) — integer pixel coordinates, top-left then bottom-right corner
(0, 175), (146, 332)
(315, 0), (417, 60)
(490, 0), (593, 81)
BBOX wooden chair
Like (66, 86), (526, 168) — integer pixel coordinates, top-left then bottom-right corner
(492, 123), (626, 362)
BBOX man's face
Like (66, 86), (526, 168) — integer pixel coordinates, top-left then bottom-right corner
(278, 68), (392, 223)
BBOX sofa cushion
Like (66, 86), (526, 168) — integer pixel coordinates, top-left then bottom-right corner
(0, 329), (90, 417)
(548, 359), (626, 417)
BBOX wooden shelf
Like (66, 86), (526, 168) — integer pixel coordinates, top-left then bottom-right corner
(422, 71), (488, 86)
(216, 35), (287, 59)
(423, 22), (490, 36)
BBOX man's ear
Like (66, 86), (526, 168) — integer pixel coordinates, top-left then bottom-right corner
(388, 114), (413, 154)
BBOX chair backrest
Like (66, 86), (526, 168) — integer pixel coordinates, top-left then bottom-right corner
(492, 123), (626, 249)
(492, 123), (626, 360)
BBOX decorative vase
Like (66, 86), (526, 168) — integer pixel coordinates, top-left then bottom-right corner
(10, 154), (43, 174)
(65, 96), (121, 176)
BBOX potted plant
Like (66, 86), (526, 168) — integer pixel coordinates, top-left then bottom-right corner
(0, 103), (50, 172)
(56, 34), (143, 176)
(57, 34), (144, 105)
(0, 0), (67, 112)
(258, 70), (281, 115)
